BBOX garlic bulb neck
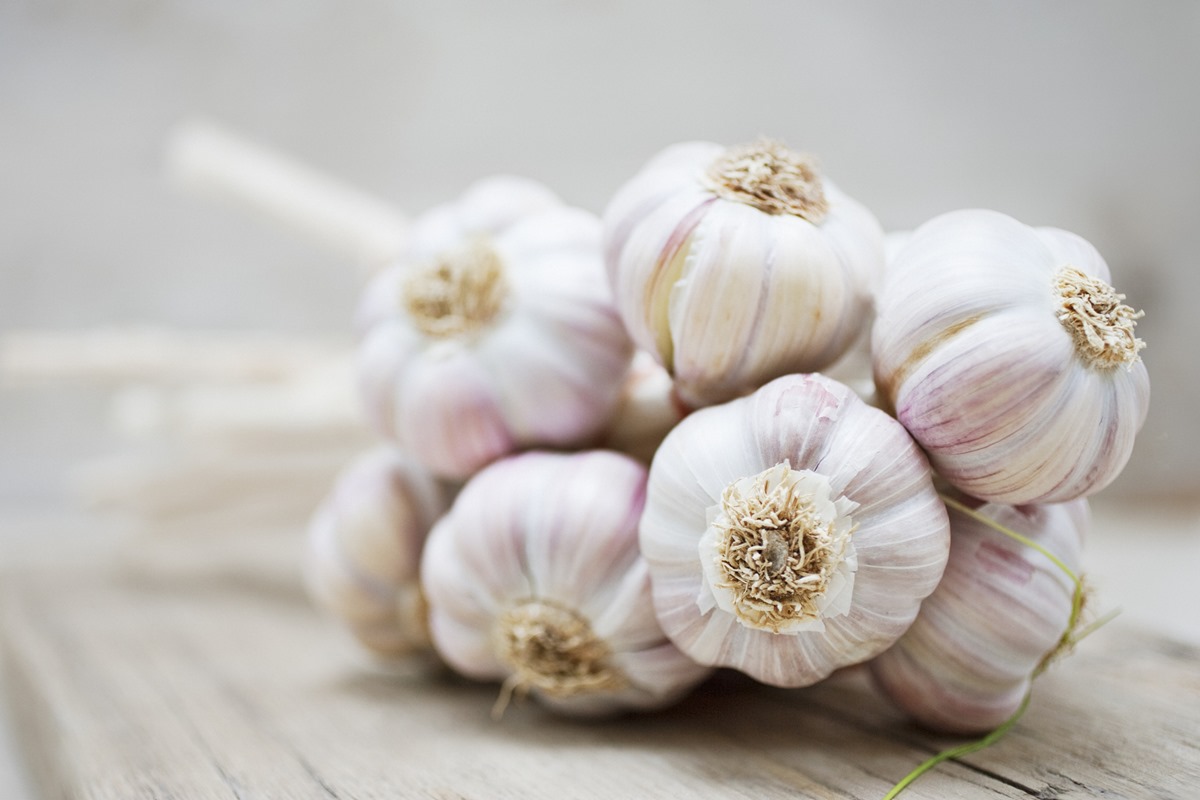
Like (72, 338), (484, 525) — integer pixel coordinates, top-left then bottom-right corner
(706, 464), (856, 633)
(1054, 266), (1145, 370)
(700, 140), (828, 223)
(495, 600), (628, 698)
(403, 237), (508, 338)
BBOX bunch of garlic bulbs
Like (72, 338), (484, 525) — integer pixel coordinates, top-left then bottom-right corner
(357, 175), (634, 479)
(299, 143), (1148, 745)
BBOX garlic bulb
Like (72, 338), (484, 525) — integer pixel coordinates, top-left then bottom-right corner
(421, 450), (711, 716)
(358, 176), (634, 479)
(603, 140), (885, 408)
(599, 350), (690, 464)
(305, 447), (450, 656)
(640, 373), (950, 687)
(872, 209), (1150, 504)
(870, 495), (1087, 734)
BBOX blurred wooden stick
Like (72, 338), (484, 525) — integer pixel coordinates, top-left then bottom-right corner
(0, 326), (347, 385)
(165, 119), (408, 267)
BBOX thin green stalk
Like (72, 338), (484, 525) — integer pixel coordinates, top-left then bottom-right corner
(882, 494), (1113, 798)
(882, 692), (1031, 800)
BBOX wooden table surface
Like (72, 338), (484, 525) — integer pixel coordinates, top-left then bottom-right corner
(4, 568), (1198, 800)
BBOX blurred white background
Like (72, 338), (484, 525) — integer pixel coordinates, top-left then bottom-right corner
(1, 3), (1199, 795)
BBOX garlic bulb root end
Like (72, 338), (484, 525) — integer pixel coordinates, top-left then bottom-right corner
(708, 463), (855, 633)
(1054, 266), (1145, 370)
(493, 599), (629, 702)
(403, 236), (508, 338)
(700, 140), (828, 223)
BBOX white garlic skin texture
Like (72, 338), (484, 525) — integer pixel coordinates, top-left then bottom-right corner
(870, 497), (1087, 734)
(641, 373), (950, 688)
(358, 175), (634, 479)
(305, 447), (450, 657)
(872, 209), (1150, 504)
(421, 450), (711, 717)
(603, 141), (885, 408)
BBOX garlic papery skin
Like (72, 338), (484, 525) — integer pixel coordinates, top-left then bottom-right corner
(421, 450), (711, 716)
(603, 140), (885, 408)
(358, 176), (634, 479)
(871, 209), (1150, 504)
(304, 447), (451, 657)
(869, 495), (1087, 735)
(640, 373), (950, 688)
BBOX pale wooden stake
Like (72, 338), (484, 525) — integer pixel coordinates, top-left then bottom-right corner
(166, 119), (408, 267)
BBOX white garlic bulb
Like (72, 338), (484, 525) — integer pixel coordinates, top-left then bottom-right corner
(640, 373), (950, 687)
(598, 350), (690, 464)
(603, 140), (885, 408)
(358, 176), (634, 479)
(421, 450), (711, 716)
(305, 447), (450, 656)
(872, 209), (1150, 504)
(870, 495), (1087, 734)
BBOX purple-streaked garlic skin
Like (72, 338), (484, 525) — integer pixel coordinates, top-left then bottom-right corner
(870, 496), (1087, 735)
(421, 450), (711, 717)
(872, 209), (1150, 504)
(357, 176), (634, 479)
(304, 447), (451, 657)
(603, 141), (885, 409)
(640, 373), (950, 688)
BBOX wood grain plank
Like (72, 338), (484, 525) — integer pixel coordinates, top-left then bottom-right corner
(4, 572), (1197, 800)
(799, 629), (1200, 799)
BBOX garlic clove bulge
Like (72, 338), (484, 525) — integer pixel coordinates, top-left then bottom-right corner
(641, 373), (950, 688)
(421, 450), (712, 716)
(869, 495), (1087, 734)
(358, 179), (634, 479)
(604, 140), (885, 408)
(369, 331), (520, 479)
(304, 447), (451, 657)
(872, 209), (1150, 504)
(472, 209), (634, 446)
(606, 186), (716, 363)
